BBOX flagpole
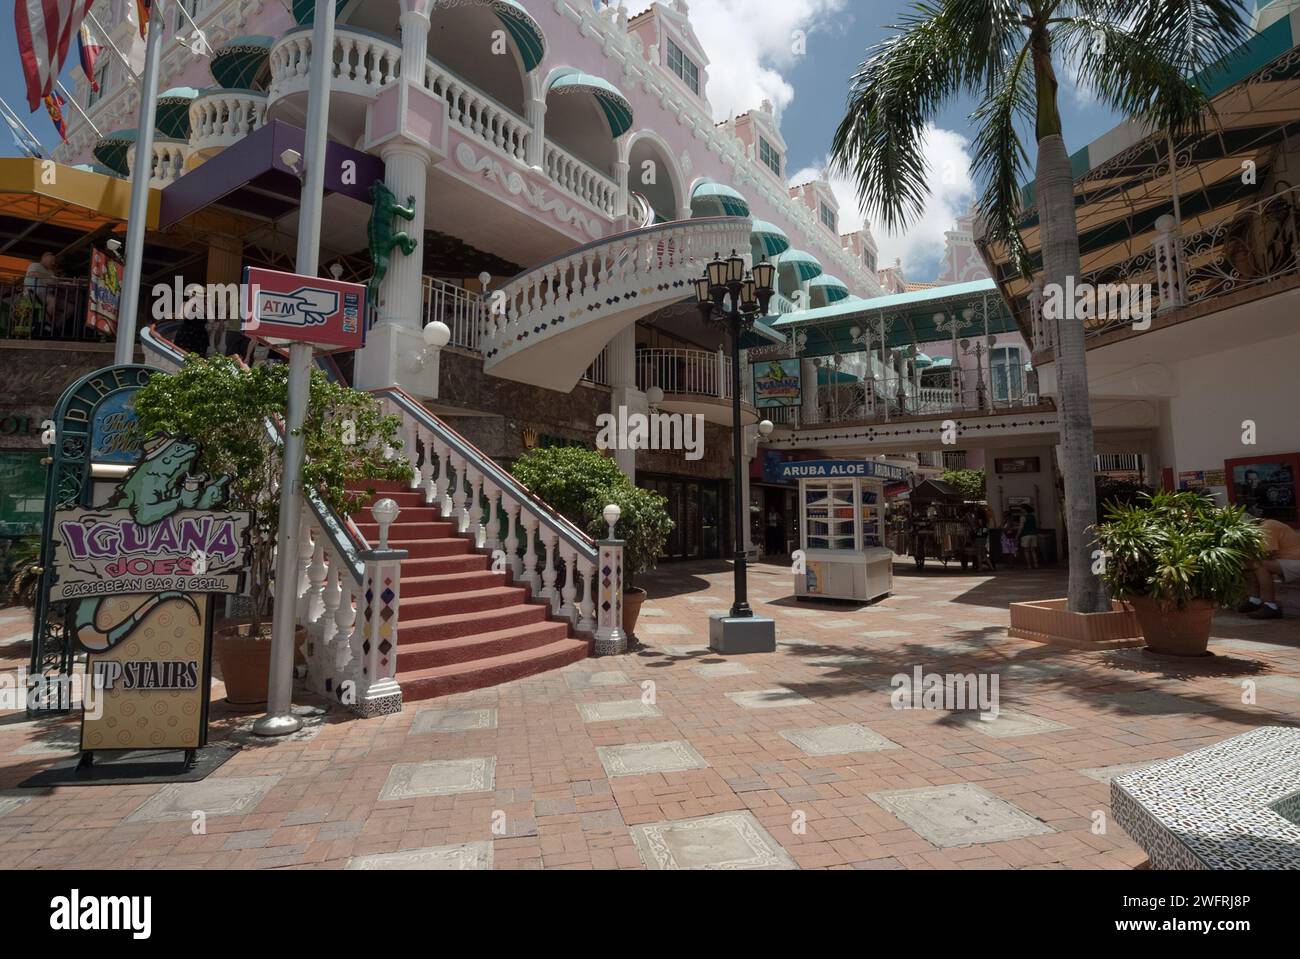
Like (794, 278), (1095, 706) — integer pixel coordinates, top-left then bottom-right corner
(113, 3), (165, 365)
(170, 0), (211, 56)
(254, 0), (336, 738)
(56, 81), (101, 138)
(87, 12), (139, 79)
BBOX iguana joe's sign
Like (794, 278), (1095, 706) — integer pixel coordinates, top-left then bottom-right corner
(49, 435), (251, 603)
(43, 433), (252, 756)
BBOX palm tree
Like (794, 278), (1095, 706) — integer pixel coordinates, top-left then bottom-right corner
(830, 0), (1249, 613)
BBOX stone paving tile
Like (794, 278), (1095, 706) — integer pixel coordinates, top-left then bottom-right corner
(629, 811), (797, 870)
(126, 776), (283, 823)
(2, 560), (1296, 871)
(640, 623), (690, 635)
(575, 699), (662, 723)
(870, 784), (1054, 848)
(596, 740), (709, 777)
(0, 794), (31, 818)
(378, 758), (496, 800)
(1077, 762), (1156, 784)
(947, 709), (1073, 738)
(726, 687), (816, 710)
(409, 707), (497, 734)
(346, 841), (493, 870)
(779, 723), (900, 756)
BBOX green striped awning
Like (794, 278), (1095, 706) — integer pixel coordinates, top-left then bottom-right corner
(546, 69), (633, 137)
(690, 179), (750, 218)
(93, 130), (137, 176)
(808, 273), (849, 306)
(778, 249), (823, 283)
(210, 36), (275, 90)
(750, 219), (790, 257)
(492, 0), (546, 72)
(157, 87), (200, 140)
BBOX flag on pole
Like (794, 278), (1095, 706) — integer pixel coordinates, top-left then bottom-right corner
(15, 0), (96, 111)
(0, 98), (44, 158)
(44, 90), (69, 141)
(136, 0), (152, 38)
(78, 21), (102, 91)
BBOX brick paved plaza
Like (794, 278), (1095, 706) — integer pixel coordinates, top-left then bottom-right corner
(1, 562), (1297, 870)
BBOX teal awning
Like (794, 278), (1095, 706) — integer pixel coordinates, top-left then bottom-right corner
(742, 317), (786, 349)
(913, 351), (933, 368)
(691, 179), (750, 218)
(750, 218), (790, 257)
(817, 367), (859, 386)
(492, 0), (546, 72)
(778, 249), (823, 283)
(547, 68), (633, 136)
(157, 87), (200, 139)
(808, 273), (849, 307)
(293, 0), (349, 25)
(92, 130), (137, 176)
(210, 35), (274, 90)
(770, 278), (1018, 359)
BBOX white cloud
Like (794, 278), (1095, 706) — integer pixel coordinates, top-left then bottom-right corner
(788, 125), (976, 281)
(686, 0), (850, 121)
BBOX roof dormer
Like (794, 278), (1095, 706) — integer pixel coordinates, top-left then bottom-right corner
(723, 100), (786, 184)
(788, 178), (840, 235)
(630, 1), (711, 107)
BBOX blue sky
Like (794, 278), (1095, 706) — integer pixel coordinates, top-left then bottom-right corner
(0, 1), (1195, 279)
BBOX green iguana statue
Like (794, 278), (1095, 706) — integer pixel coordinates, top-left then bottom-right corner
(367, 180), (419, 306)
(107, 434), (229, 525)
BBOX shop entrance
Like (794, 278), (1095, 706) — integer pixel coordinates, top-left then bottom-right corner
(641, 474), (728, 561)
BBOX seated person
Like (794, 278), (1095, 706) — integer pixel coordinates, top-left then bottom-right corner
(24, 252), (59, 328)
(1239, 518), (1300, 620)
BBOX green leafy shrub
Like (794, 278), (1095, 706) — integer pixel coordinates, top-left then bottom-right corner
(3, 537), (42, 608)
(941, 468), (985, 500)
(511, 445), (672, 586)
(134, 354), (411, 628)
(1094, 491), (1266, 610)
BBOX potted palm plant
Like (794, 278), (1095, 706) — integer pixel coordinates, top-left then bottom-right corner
(1094, 491), (1265, 656)
(133, 354), (410, 706)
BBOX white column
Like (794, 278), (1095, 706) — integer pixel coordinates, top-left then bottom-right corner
(608, 326), (640, 483)
(525, 96), (546, 170)
(800, 358), (819, 424)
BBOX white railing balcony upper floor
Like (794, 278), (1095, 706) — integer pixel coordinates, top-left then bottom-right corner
(636, 348), (733, 401)
(264, 26), (619, 220)
(127, 140), (190, 188)
(188, 89), (269, 157)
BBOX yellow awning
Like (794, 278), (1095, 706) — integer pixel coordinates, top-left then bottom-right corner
(0, 158), (159, 231)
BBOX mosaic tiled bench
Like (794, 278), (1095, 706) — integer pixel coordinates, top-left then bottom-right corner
(1111, 726), (1300, 869)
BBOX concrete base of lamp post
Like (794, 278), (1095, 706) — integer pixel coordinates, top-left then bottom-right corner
(708, 613), (776, 654)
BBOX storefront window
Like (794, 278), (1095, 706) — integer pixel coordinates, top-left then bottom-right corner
(989, 346), (1023, 402)
(0, 450), (45, 537)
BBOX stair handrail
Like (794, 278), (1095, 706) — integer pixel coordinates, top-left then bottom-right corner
(372, 385), (597, 561)
(139, 325), (370, 582)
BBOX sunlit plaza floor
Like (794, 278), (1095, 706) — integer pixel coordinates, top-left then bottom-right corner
(1, 560), (1297, 869)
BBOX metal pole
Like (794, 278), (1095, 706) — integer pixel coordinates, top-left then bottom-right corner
(113, 12), (165, 365)
(254, 0), (336, 737)
(729, 309), (751, 618)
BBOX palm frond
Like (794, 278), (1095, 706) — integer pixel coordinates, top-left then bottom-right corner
(970, 41), (1035, 277)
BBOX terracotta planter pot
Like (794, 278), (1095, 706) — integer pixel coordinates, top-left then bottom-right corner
(214, 623), (305, 709)
(1128, 595), (1217, 657)
(622, 587), (647, 637)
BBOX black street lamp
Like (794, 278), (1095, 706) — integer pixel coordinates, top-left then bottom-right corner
(695, 250), (777, 653)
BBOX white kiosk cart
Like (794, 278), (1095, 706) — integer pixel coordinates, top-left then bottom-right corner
(781, 459), (906, 602)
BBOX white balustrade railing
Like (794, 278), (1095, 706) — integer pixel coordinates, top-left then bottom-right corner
(375, 386), (626, 655)
(268, 27), (402, 104)
(482, 217), (752, 364)
(422, 276), (484, 351)
(636, 347), (732, 400)
(583, 345), (611, 386)
(138, 325), (406, 716)
(127, 140), (189, 187)
(544, 141), (619, 216)
(188, 90), (268, 154)
(423, 59), (531, 164)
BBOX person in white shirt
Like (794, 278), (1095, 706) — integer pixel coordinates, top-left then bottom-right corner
(24, 252), (59, 326)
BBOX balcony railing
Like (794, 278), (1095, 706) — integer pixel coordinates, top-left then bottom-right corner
(0, 277), (99, 342)
(423, 60), (531, 165)
(421, 276), (484, 352)
(268, 27), (402, 105)
(189, 89), (268, 156)
(767, 379), (1043, 428)
(543, 141), (619, 217)
(127, 140), (190, 187)
(636, 347), (732, 400)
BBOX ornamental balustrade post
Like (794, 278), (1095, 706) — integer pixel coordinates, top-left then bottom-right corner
(352, 498), (407, 717)
(593, 522), (627, 657)
(1028, 278), (1047, 352)
(1152, 213), (1186, 315)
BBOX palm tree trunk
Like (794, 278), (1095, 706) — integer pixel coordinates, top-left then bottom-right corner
(1036, 132), (1106, 613)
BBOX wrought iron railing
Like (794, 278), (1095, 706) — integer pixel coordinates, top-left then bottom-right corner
(635, 347), (732, 400)
(0, 277), (98, 341)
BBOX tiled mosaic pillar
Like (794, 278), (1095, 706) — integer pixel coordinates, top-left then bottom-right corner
(593, 539), (626, 656)
(353, 547), (407, 716)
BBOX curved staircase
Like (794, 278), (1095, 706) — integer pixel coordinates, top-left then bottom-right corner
(352, 481), (590, 701)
